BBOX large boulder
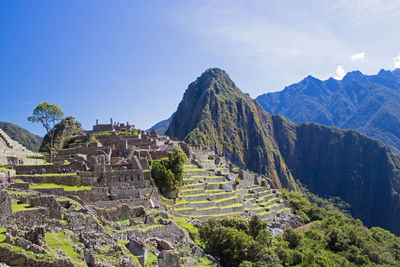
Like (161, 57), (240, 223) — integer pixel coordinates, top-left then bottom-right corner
(158, 250), (181, 267)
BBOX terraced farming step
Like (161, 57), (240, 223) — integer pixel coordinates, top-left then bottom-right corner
(183, 191), (237, 202)
(183, 176), (227, 184)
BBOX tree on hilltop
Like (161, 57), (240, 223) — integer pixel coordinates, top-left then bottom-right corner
(28, 103), (64, 162)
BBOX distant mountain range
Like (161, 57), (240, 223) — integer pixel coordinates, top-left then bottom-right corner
(166, 68), (400, 235)
(257, 69), (400, 154)
(0, 121), (42, 152)
(147, 113), (174, 135)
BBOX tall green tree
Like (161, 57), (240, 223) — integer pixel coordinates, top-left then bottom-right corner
(28, 103), (64, 162)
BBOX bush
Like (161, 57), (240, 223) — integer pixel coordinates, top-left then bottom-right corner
(151, 147), (187, 196)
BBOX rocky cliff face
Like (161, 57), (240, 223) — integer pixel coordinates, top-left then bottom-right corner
(166, 68), (297, 190)
(40, 116), (82, 152)
(272, 115), (400, 234)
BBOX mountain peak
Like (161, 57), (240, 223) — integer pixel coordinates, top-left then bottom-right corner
(343, 70), (364, 81)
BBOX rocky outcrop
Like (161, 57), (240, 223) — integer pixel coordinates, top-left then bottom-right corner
(40, 116), (82, 152)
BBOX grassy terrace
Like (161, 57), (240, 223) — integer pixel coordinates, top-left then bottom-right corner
(4, 189), (30, 195)
(252, 202), (281, 211)
(12, 200), (38, 212)
(46, 231), (86, 267)
(182, 182), (203, 187)
(0, 228), (6, 243)
(183, 190), (234, 197)
(257, 207), (290, 216)
(179, 212), (242, 218)
(257, 193), (277, 201)
(0, 167), (12, 172)
(56, 197), (83, 210)
(183, 193), (240, 205)
(17, 173), (78, 177)
(29, 183), (91, 191)
(183, 164), (197, 168)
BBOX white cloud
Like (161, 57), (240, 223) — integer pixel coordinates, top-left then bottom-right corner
(167, 0), (400, 92)
(394, 54), (400, 68)
(334, 65), (346, 79)
(351, 52), (365, 61)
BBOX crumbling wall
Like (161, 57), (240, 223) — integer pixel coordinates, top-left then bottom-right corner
(0, 191), (12, 227)
(93, 204), (145, 221)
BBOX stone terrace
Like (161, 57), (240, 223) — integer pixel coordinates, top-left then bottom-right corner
(168, 151), (292, 223)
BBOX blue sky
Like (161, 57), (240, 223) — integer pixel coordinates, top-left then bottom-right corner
(1, 1), (400, 136)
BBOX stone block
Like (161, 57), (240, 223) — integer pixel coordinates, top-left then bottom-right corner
(0, 190), (12, 227)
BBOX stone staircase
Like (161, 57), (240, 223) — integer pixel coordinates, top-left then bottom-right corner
(170, 160), (291, 221)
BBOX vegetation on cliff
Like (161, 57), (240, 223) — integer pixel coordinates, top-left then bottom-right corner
(40, 116), (82, 152)
(166, 68), (297, 190)
(272, 114), (400, 235)
(200, 191), (400, 267)
(0, 122), (43, 152)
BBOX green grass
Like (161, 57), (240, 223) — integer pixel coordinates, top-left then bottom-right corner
(0, 228), (6, 243)
(46, 231), (86, 266)
(12, 200), (38, 212)
(30, 183), (91, 191)
(17, 172), (78, 177)
(117, 240), (142, 265)
(4, 189), (30, 195)
(175, 207), (193, 211)
(195, 256), (213, 266)
(171, 215), (200, 241)
(257, 193), (276, 201)
(0, 167), (12, 172)
(181, 188), (204, 192)
(207, 181), (229, 185)
(56, 197), (83, 210)
(175, 198), (187, 205)
(182, 182), (203, 188)
(178, 212), (242, 218)
(15, 178), (27, 183)
(16, 162), (52, 166)
(138, 224), (163, 231)
(145, 251), (158, 266)
(221, 202), (243, 209)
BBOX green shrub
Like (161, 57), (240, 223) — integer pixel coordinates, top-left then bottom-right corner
(151, 147), (187, 196)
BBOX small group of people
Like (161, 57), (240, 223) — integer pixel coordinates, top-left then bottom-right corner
(57, 167), (74, 174)
(29, 168), (47, 175)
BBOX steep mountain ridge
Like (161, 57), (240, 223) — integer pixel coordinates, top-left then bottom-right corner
(272, 115), (400, 233)
(166, 68), (297, 190)
(147, 113), (174, 135)
(0, 121), (43, 152)
(167, 68), (400, 235)
(257, 68), (400, 154)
